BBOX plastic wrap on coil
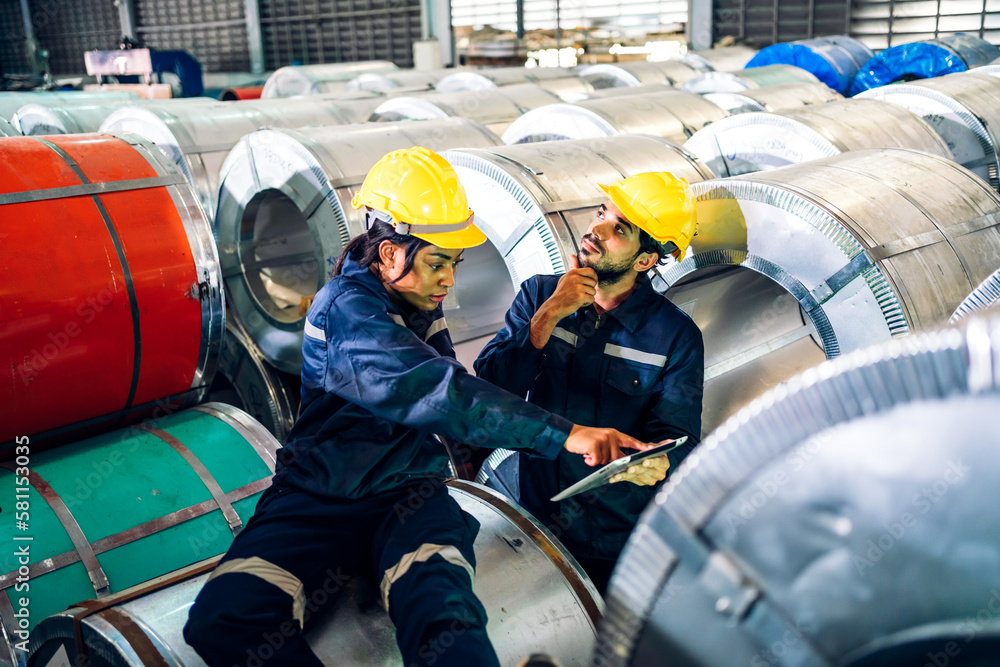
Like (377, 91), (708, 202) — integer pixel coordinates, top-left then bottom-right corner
(745, 35), (874, 95)
(596, 312), (1000, 667)
(851, 34), (1000, 95)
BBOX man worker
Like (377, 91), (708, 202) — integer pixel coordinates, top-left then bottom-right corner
(474, 172), (704, 593)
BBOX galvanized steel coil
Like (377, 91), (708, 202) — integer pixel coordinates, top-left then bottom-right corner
(99, 98), (362, 219)
(578, 60), (700, 88)
(681, 64), (821, 94)
(654, 148), (1000, 436)
(0, 90), (139, 122)
(369, 83), (561, 137)
(346, 68), (457, 93)
(583, 83), (677, 99)
(704, 81), (842, 114)
(855, 72), (1000, 192)
(261, 61), (398, 98)
(684, 97), (952, 177)
(205, 318), (299, 443)
(501, 89), (728, 145)
(442, 136), (714, 287)
(0, 117), (19, 136)
(676, 45), (758, 73)
(1, 133), (223, 448)
(436, 67), (595, 101)
(12, 97), (217, 135)
(0, 402), (278, 666)
(596, 313), (1000, 667)
(28, 480), (601, 667)
(214, 118), (502, 373)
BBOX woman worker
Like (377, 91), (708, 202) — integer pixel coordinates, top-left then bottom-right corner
(184, 147), (661, 667)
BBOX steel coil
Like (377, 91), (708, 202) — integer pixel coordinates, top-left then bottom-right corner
(0, 403), (277, 667)
(851, 34), (1000, 94)
(204, 318), (299, 443)
(99, 98), (363, 219)
(951, 267), (1000, 322)
(436, 67), (595, 101)
(0, 90), (139, 122)
(214, 118), (502, 373)
(0, 118), (19, 136)
(676, 45), (758, 73)
(219, 85), (264, 101)
(261, 61), (398, 98)
(1, 133), (223, 449)
(583, 83), (677, 99)
(681, 64), (821, 94)
(346, 68), (457, 93)
(501, 89), (728, 145)
(578, 60), (700, 88)
(12, 97), (217, 136)
(442, 136), (714, 287)
(596, 313), (1000, 667)
(974, 62), (1000, 77)
(855, 72), (1000, 192)
(369, 83), (561, 137)
(746, 36), (874, 95)
(28, 480), (601, 667)
(704, 81), (842, 114)
(684, 97), (952, 177)
(654, 148), (1000, 436)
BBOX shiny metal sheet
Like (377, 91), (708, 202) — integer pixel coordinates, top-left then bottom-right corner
(684, 97), (952, 177)
(369, 83), (561, 136)
(346, 68), (456, 93)
(598, 313), (1000, 667)
(435, 67), (594, 101)
(655, 148), (1000, 435)
(0, 90), (139, 122)
(0, 117), (19, 136)
(28, 482), (601, 667)
(501, 89), (728, 145)
(705, 81), (842, 114)
(681, 64), (820, 94)
(951, 266), (1000, 322)
(13, 97), (217, 135)
(677, 45), (758, 73)
(855, 72), (1000, 192)
(261, 62), (399, 98)
(579, 61), (697, 88)
(214, 118), (502, 373)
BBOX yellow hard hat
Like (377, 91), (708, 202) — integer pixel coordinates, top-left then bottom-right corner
(598, 172), (696, 260)
(351, 146), (486, 249)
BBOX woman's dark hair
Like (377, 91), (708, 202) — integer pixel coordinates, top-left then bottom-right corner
(333, 210), (430, 282)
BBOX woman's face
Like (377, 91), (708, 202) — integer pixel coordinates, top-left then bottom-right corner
(379, 241), (465, 311)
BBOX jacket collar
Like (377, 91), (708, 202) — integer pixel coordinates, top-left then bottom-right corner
(600, 272), (661, 334)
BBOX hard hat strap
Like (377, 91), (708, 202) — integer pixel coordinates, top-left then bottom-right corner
(394, 217), (474, 236)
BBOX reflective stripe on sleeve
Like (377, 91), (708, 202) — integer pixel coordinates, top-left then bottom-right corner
(424, 318), (448, 342)
(380, 544), (475, 611)
(304, 319), (325, 341)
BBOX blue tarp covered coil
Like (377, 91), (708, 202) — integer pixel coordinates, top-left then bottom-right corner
(851, 34), (1000, 95)
(745, 35), (874, 95)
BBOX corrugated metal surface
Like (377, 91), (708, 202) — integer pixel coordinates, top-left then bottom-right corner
(0, 3), (29, 75)
(259, 0), (422, 69)
(136, 0), (251, 72)
(851, 0), (1000, 50)
(713, 0), (851, 47)
(451, 0), (688, 35)
(31, 0), (120, 74)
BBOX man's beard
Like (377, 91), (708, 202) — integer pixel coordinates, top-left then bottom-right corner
(578, 235), (635, 286)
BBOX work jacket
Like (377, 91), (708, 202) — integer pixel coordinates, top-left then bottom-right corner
(474, 272), (704, 560)
(275, 255), (573, 500)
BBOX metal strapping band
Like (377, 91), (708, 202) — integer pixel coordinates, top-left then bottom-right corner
(137, 426), (244, 536)
(868, 213), (1000, 263)
(808, 252), (874, 307)
(0, 175), (188, 206)
(327, 175), (367, 189)
(538, 196), (607, 215)
(0, 478), (269, 591)
(0, 463), (109, 597)
(189, 404), (279, 473)
(32, 137), (144, 420)
(0, 591), (19, 660)
(99, 607), (171, 667)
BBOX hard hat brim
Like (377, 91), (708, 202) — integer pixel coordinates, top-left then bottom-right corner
(598, 182), (679, 244)
(412, 220), (488, 249)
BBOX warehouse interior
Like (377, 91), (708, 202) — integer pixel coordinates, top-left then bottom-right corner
(4, 0), (1000, 665)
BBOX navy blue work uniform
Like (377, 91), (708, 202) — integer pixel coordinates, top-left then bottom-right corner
(474, 272), (703, 591)
(184, 256), (573, 667)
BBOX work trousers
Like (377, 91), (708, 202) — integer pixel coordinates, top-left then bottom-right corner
(183, 481), (500, 667)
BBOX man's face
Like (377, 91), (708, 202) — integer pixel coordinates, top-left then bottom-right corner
(578, 201), (644, 285)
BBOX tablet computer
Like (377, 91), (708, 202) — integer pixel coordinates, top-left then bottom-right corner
(550, 436), (688, 502)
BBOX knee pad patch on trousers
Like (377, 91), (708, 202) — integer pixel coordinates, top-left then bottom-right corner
(209, 556), (307, 626)
(380, 544), (475, 611)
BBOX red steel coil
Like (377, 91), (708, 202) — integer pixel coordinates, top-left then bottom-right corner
(1, 133), (223, 451)
(220, 85), (264, 101)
